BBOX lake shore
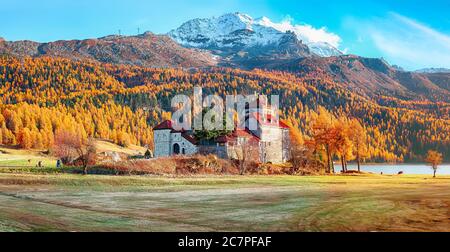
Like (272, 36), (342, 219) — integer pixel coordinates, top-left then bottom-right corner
(346, 163), (450, 175)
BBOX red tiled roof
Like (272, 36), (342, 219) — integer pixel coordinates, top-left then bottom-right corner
(249, 112), (289, 129)
(217, 129), (260, 144)
(216, 135), (230, 143)
(154, 120), (189, 132)
(154, 121), (197, 145)
(153, 120), (174, 130)
(182, 133), (198, 145)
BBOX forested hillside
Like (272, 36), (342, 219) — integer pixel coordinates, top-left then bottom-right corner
(0, 56), (448, 161)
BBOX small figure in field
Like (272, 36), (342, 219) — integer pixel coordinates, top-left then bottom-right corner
(36, 161), (43, 167)
(398, 171), (403, 175)
(56, 160), (62, 169)
(145, 149), (153, 159)
(28, 159), (32, 164)
(381, 172), (383, 175)
(425, 150), (443, 178)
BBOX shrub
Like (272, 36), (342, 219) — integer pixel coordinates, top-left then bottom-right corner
(100, 155), (239, 176)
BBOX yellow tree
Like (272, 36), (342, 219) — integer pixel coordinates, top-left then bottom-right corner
(334, 117), (354, 173)
(283, 119), (306, 174)
(311, 107), (338, 174)
(283, 119), (304, 145)
(349, 119), (369, 172)
(117, 131), (131, 147)
(425, 150), (443, 178)
(17, 128), (33, 149)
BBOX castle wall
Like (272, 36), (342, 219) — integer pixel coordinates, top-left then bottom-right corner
(282, 128), (290, 163)
(170, 133), (198, 156)
(154, 107), (291, 163)
(154, 130), (198, 158)
(154, 130), (172, 158)
(261, 139), (284, 164)
(258, 125), (285, 164)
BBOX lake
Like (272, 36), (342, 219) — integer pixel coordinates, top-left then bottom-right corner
(346, 163), (450, 175)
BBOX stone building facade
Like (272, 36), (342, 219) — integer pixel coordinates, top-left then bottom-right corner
(153, 121), (198, 158)
(153, 106), (290, 164)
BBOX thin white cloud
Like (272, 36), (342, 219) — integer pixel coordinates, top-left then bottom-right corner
(347, 13), (450, 70)
(392, 13), (450, 46)
(256, 16), (342, 48)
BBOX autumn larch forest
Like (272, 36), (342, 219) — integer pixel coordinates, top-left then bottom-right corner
(0, 56), (448, 165)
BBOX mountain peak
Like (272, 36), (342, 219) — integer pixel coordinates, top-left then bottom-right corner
(254, 16), (271, 26)
(168, 12), (283, 49)
(168, 12), (342, 57)
(229, 12), (253, 23)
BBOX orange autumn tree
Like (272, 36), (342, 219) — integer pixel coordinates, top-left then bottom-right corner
(311, 107), (339, 174)
(334, 116), (354, 173)
(284, 119), (304, 146)
(283, 119), (306, 174)
(0, 55), (448, 164)
(425, 150), (443, 178)
(53, 130), (97, 175)
(348, 119), (369, 172)
(17, 128), (33, 149)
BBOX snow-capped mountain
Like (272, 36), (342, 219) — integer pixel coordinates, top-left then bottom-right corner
(169, 13), (286, 49)
(307, 42), (343, 57)
(415, 68), (450, 73)
(252, 16), (342, 57)
(168, 12), (342, 57)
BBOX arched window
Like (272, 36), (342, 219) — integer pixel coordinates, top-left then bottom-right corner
(173, 143), (180, 155)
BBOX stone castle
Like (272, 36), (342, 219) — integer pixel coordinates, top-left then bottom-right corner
(153, 103), (290, 164)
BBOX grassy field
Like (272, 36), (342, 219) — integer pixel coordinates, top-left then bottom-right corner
(0, 140), (146, 169)
(0, 173), (449, 232)
(94, 140), (147, 156)
(0, 147), (57, 168)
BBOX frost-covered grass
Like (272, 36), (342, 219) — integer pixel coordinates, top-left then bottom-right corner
(0, 173), (449, 232)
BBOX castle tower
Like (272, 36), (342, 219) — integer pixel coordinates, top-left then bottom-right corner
(153, 121), (173, 157)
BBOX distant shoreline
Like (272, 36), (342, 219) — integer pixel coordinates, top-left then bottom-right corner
(345, 163), (450, 166)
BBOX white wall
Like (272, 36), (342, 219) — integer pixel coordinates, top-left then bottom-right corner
(170, 133), (198, 155)
(154, 130), (198, 158)
(154, 130), (172, 158)
(259, 125), (286, 164)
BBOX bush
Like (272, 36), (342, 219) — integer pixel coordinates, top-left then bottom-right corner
(100, 155), (239, 176)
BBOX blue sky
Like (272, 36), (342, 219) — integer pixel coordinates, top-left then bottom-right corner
(1, 0), (449, 70)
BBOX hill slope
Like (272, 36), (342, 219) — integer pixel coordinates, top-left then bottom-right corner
(268, 56), (450, 103)
(0, 56), (448, 161)
(1, 31), (448, 104)
(0, 33), (217, 68)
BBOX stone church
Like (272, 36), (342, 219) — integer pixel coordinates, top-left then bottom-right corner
(153, 105), (290, 164)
